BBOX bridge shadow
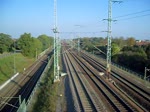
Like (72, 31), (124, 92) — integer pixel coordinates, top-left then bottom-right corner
(1, 51), (53, 112)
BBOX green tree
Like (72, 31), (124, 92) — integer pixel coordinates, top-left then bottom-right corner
(17, 33), (42, 58)
(17, 33), (33, 57)
(81, 37), (93, 51)
(32, 38), (43, 57)
(0, 33), (13, 53)
(111, 43), (121, 56)
(112, 37), (126, 48)
(38, 35), (53, 51)
(146, 44), (150, 59)
(122, 46), (147, 59)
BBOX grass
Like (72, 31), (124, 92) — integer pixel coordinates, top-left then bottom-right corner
(0, 53), (34, 85)
(31, 65), (59, 112)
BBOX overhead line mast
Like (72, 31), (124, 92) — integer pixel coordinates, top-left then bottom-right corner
(106, 0), (112, 79)
(53, 0), (60, 82)
(105, 0), (122, 79)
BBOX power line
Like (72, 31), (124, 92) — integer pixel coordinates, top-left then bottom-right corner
(113, 9), (150, 19)
(117, 13), (150, 21)
(59, 32), (102, 34)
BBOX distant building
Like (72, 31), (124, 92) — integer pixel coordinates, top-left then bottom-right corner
(136, 40), (150, 46)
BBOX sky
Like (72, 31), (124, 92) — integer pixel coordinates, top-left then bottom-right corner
(0, 0), (150, 40)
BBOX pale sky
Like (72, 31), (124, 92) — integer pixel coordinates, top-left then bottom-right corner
(0, 0), (150, 40)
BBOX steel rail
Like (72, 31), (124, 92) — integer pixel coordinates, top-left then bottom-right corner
(0, 51), (53, 112)
(81, 51), (150, 100)
(62, 47), (81, 112)
(70, 50), (137, 112)
(65, 51), (94, 111)
(81, 51), (150, 111)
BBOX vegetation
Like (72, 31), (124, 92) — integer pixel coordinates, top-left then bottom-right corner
(0, 33), (14, 53)
(0, 53), (34, 85)
(38, 34), (53, 51)
(111, 43), (121, 56)
(17, 33), (53, 58)
(0, 33), (53, 58)
(32, 65), (58, 112)
(146, 44), (150, 59)
(112, 45), (150, 73)
(78, 37), (150, 76)
(17, 33), (40, 57)
(0, 32), (53, 84)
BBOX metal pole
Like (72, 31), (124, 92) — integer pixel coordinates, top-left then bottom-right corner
(144, 67), (146, 80)
(78, 39), (80, 55)
(53, 0), (57, 81)
(36, 48), (37, 60)
(106, 0), (122, 79)
(53, 0), (59, 82)
(14, 39), (16, 74)
(106, 0), (112, 79)
(57, 35), (60, 80)
(19, 95), (21, 105)
(144, 67), (150, 80)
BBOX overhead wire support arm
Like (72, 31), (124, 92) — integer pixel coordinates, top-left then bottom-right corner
(52, 28), (59, 33)
(93, 46), (106, 55)
(112, 0), (122, 4)
(0, 95), (22, 109)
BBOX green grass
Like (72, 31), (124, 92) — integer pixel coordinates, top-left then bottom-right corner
(31, 65), (59, 112)
(0, 53), (34, 85)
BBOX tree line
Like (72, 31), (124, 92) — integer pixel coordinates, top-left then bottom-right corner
(77, 37), (150, 76)
(0, 33), (53, 58)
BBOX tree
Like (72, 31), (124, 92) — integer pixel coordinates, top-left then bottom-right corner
(111, 43), (121, 56)
(38, 35), (53, 51)
(126, 37), (135, 46)
(17, 33), (33, 57)
(146, 44), (150, 59)
(122, 45), (147, 59)
(112, 37), (126, 48)
(32, 38), (43, 57)
(81, 37), (93, 51)
(0, 33), (13, 53)
(17, 33), (42, 58)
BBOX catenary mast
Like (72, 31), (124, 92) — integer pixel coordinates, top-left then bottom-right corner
(53, 0), (60, 82)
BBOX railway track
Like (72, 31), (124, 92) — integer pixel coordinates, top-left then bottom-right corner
(80, 50), (150, 111)
(0, 50), (53, 112)
(68, 49), (140, 112)
(62, 48), (80, 111)
(63, 47), (106, 112)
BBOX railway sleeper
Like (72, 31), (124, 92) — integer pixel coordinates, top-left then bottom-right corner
(70, 52), (108, 112)
(80, 52), (141, 112)
(76, 53), (132, 112)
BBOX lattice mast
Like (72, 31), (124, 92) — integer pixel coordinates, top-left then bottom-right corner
(53, 0), (59, 82)
(106, 0), (112, 79)
(106, 0), (122, 79)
